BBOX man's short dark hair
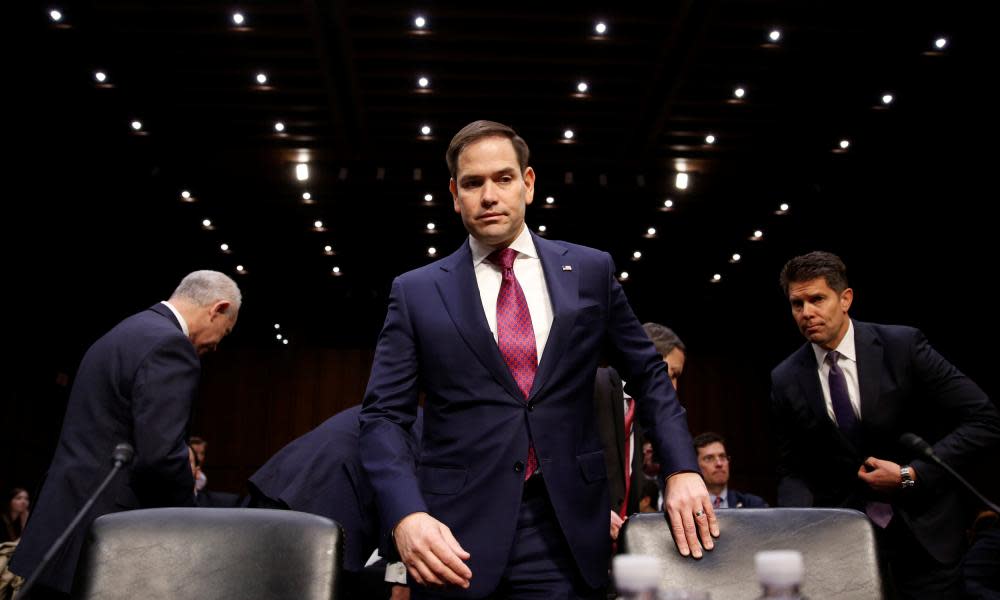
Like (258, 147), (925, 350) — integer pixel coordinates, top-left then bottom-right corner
(446, 120), (530, 179)
(642, 322), (685, 358)
(189, 436), (205, 446)
(692, 431), (726, 452)
(639, 479), (660, 503)
(779, 251), (849, 296)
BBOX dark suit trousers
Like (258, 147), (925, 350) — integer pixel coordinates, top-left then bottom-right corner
(415, 476), (605, 600)
(878, 516), (961, 599)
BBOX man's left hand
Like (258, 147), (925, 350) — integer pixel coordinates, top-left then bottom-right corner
(664, 471), (719, 559)
(857, 456), (911, 493)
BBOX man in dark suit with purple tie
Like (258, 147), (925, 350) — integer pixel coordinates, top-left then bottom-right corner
(359, 120), (717, 599)
(9, 270), (241, 598)
(770, 251), (1000, 598)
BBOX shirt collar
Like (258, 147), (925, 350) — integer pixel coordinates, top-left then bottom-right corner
(469, 224), (538, 266)
(812, 318), (856, 367)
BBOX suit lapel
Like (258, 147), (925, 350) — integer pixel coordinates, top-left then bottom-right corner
(434, 241), (524, 402)
(528, 234), (578, 401)
(853, 321), (884, 425)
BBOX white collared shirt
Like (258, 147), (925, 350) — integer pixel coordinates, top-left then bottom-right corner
(469, 225), (554, 362)
(812, 319), (862, 423)
(710, 486), (730, 509)
(161, 300), (190, 337)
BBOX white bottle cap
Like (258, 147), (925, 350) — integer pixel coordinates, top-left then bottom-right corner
(755, 550), (804, 587)
(613, 554), (662, 592)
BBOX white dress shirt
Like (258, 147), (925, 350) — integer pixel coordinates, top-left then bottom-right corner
(469, 225), (554, 362)
(812, 319), (862, 423)
(161, 300), (189, 337)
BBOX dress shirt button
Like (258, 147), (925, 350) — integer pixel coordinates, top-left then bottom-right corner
(513, 461), (525, 473)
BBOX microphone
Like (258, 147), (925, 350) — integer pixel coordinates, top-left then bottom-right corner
(16, 443), (135, 599)
(899, 433), (999, 513)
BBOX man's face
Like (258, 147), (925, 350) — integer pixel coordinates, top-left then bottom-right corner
(664, 347), (685, 391)
(450, 136), (535, 247)
(191, 302), (238, 356)
(191, 442), (206, 465)
(787, 277), (853, 350)
(697, 441), (730, 488)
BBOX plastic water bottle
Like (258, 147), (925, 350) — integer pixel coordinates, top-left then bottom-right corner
(613, 554), (661, 600)
(754, 550), (806, 599)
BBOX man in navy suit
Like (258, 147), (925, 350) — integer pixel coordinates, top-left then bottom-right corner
(770, 251), (1000, 598)
(359, 120), (716, 599)
(9, 270), (241, 597)
(692, 432), (767, 509)
(248, 404), (423, 597)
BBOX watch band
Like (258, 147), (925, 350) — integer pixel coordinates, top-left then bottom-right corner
(900, 465), (915, 488)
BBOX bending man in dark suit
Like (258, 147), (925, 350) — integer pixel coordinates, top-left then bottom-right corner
(770, 251), (1000, 598)
(597, 323), (687, 540)
(247, 405), (424, 599)
(9, 270), (241, 597)
(359, 120), (716, 599)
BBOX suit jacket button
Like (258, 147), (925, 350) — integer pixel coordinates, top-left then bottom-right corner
(514, 461), (524, 473)
(527, 402), (534, 411)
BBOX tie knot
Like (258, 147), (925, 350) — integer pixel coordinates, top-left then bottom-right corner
(826, 350), (841, 366)
(488, 247), (518, 270)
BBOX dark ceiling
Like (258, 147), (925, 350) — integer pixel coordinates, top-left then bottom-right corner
(15, 1), (993, 392)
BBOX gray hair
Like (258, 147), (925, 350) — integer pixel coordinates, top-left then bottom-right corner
(170, 270), (242, 312)
(642, 322), (685, 357)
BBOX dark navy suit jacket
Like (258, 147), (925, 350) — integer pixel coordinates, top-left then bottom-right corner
(593, 366), (644, 516)
(771, 319), (1000, 564)
(248, 405), (423, 572)
(725, 489), (768, 509)
(359, 233), (698, 596)
(11, 303), (198, 592)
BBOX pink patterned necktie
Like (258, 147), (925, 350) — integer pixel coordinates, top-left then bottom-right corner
(488, 247), (538, 479)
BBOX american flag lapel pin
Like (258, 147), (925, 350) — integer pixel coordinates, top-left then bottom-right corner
(562, 265), (573, 271)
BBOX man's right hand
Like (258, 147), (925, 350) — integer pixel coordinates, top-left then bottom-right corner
(394, 512), (472, 589)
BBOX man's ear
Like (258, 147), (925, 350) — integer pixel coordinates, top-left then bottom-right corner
(450, 178), (460, 214)
(211, 300), (232, 319)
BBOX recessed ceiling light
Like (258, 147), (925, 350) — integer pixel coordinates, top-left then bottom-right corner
(675, 172), (689, 190)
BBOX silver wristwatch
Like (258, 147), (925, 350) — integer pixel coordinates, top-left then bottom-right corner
(900, 465), (915, 489)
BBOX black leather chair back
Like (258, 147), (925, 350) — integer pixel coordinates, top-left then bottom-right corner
(72, 508), (342, 600)
(619, 508), (881, 599)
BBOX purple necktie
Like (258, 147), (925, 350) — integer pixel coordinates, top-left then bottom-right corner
(489, 247), (538, 479)
(827, 352), (893, 527)
(826, 351), (859, 440)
